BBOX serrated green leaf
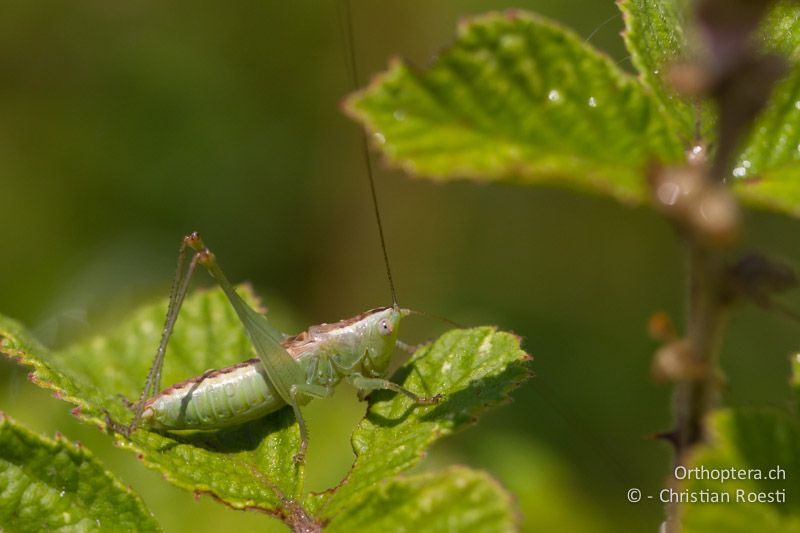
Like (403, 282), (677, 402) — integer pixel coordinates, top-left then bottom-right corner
(681, 409), (800, 532)
(619, 0), (697, 139)
(0, 413), (159, 532)
(760, 1), (800, 57)
(1, 289), (531, 527)
(0, 288), (302, 516)
(349, 5), (800, 217)
(306, 327), (530, 518)
(602, 0), (800, 217)
(346, 11), (685, 204)
(727, 2), (800, 216)
(325, 466), (516, 533)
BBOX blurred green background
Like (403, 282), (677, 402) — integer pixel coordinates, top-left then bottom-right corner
(1, 1), (799, 531)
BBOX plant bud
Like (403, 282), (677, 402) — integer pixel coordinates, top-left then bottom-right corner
(688, 184), (741, 247)
(652, 340), (708, 382)
(686, 142), (708, 167)
(647, 311), (677, 342)
(668, 63), (713, 96)
(649, 165), (706, 217)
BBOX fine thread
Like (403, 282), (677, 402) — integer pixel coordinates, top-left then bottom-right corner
(337, 0), (399, 307)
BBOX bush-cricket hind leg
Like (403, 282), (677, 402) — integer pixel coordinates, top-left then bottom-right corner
(107, 233), (206, 436)
(189, 234), (317, 463)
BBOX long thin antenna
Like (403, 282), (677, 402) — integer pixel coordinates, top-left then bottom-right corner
(406, 309), (465, 329)
(337, 0), (398, 307)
